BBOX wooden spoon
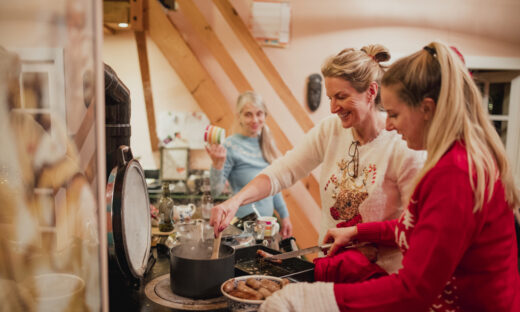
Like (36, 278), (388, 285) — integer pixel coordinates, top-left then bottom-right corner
(211, 232), (222, 259)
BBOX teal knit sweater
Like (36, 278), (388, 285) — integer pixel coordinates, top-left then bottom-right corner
(210, 134), (289, 219)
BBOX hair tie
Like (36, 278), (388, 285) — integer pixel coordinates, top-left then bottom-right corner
(365, 53), (376, 62)
(450, 46), (465, 64)
(423, 46), (437, 57)
(449, 46), (472, 77)
(361, 48), (377, 62)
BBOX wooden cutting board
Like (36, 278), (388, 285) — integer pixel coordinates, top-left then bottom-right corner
(151, 226), (175, 236)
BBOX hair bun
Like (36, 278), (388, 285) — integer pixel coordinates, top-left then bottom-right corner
(361, 44), (391, 63)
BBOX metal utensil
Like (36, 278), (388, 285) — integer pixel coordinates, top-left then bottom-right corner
(264, 243), (332, 261)
(265, 242), (366, 261)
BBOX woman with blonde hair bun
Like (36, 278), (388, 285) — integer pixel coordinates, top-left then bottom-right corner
(260, 41), (520, 312)
(211, 44), (425, 282)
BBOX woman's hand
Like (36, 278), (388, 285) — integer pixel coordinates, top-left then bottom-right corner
(322, 226), (358, 256)
(210, 174), (273, 237)
(209, 198), (240, 237)
(205, 144), (226, 170)
(280, 217), (293, 239)
(280, 217), (292, 238)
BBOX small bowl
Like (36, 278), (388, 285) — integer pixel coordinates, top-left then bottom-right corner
(221, 275), (284, 312)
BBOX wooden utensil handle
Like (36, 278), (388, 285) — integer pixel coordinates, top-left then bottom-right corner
(211, 232), (222, 259)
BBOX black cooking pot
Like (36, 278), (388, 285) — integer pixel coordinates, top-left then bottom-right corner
(170, 241), (235, 299)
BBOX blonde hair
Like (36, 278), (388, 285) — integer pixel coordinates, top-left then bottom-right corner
(236, 91), (279, 164)
(382, 41), (520, 213)
(321, 44), (391, 108)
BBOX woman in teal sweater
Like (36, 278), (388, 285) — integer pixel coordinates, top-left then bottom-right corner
(205, 91), (293, 238)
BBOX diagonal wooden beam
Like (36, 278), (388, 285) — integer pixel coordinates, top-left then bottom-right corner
(135, 30), (160, 151)
(173, 0), (321, 207)
(174, 0), (250, 93)
(147, 0), (234, 130)
(212, 0), (315, 133)
(282, 191), (319, 260)
(266, 117), (321, 208)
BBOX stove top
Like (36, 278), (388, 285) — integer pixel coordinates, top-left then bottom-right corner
(145, 274), (227, 311)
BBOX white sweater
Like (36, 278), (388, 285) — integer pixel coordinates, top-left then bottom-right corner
(262, 114), (425, 273)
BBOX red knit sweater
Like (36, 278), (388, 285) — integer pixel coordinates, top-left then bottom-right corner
(334, 142), (520, 311)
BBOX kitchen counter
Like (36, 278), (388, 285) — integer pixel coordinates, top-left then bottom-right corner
(148, 190), (230, 204)
(109, 247), (229, 312)
(109, 219), (296, 312)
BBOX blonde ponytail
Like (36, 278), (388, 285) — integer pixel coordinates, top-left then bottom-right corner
(259, 124), (279, 164)
(382, 41), (520, 212)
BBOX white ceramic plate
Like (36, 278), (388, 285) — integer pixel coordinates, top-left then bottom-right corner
(221, 275), (285, 311)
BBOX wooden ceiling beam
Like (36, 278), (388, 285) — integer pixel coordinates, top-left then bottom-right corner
(135, 29), (160, 151)
(130, 0), (144, 31)
(103, 1), (130, 24)
(147, 0), (234, 131)
(174, 0), (250, 93)
(212, 0), (315, 133)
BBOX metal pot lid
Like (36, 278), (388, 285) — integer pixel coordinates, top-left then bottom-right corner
(107, 146), (151, 280)
(121, 161), (151, 276)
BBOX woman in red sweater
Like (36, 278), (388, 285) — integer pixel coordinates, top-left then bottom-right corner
(260, 41), (520, 311)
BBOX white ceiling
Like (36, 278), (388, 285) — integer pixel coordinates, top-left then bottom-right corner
(291, 0), (520, 45)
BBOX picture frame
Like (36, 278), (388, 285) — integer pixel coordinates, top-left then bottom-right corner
(249, 0), (291, 48)
(160, 147), (189, 181)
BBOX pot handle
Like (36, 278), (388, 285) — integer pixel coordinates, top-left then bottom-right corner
(116, 145), (133, 166)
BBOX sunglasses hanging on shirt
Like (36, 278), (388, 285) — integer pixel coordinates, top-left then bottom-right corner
(347, 140), (360, 178)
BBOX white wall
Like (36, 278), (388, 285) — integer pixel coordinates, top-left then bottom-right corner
(103, 31), (201, 169)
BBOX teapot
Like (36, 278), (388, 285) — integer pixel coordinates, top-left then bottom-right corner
(173, 203), (196, 222)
